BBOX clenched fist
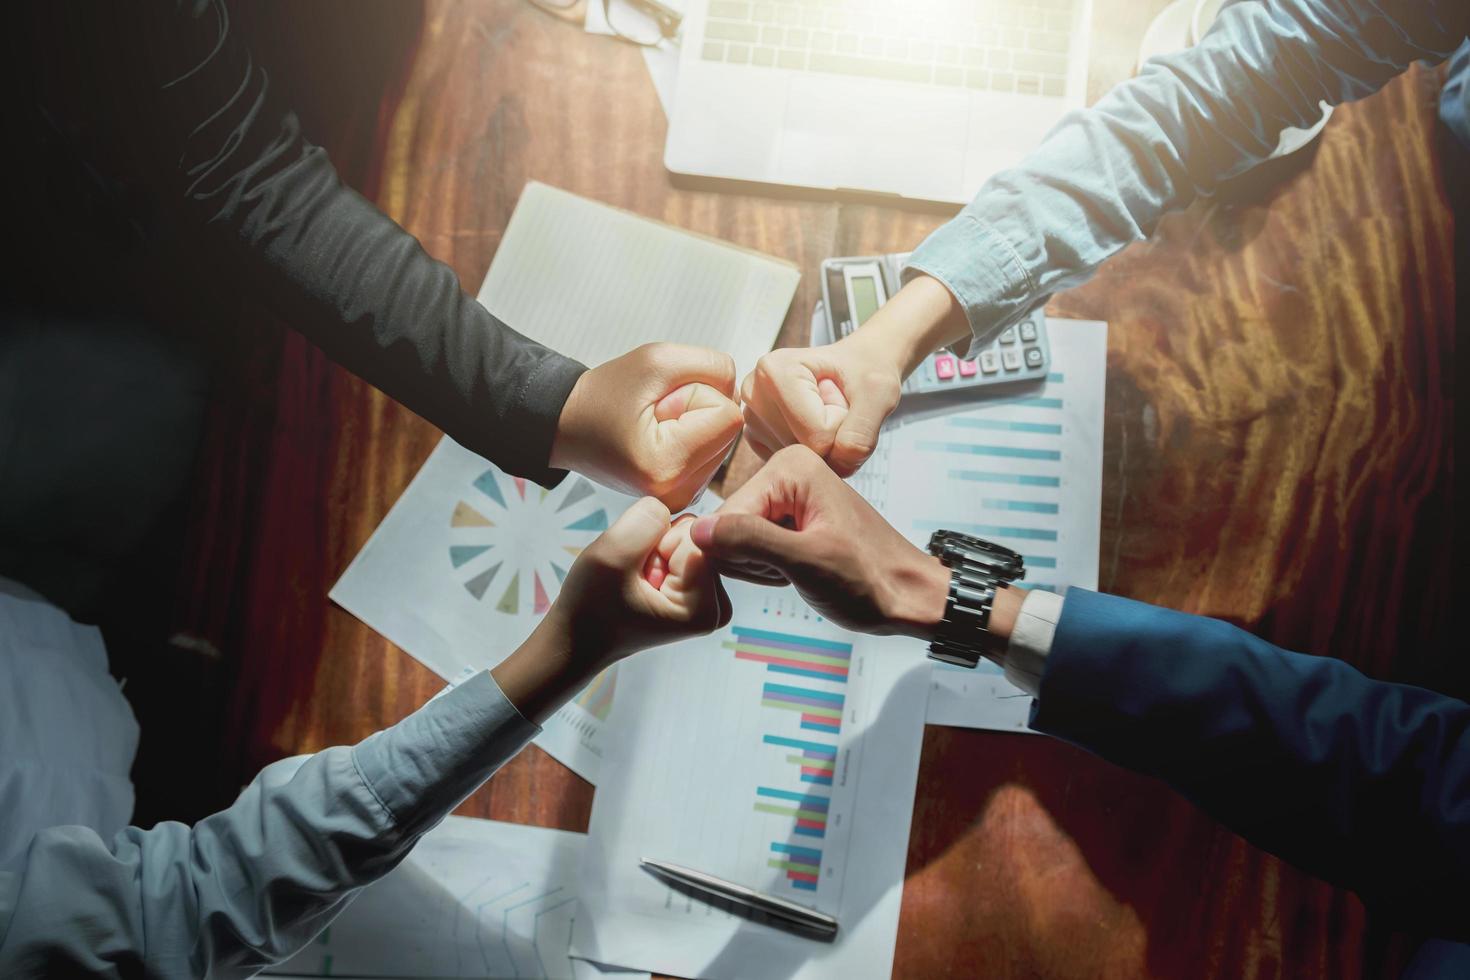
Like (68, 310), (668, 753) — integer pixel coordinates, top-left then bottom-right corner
(739, 274), (972, 477)
(550, 343), (743, 510)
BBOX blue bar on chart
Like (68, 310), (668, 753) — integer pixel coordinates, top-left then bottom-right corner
(764, 734), (839, 787)
(760, 681), (844, 736)
(726, 625), (852, 683)
(753, 786), (831, 839)
(768, 842), (822, 891)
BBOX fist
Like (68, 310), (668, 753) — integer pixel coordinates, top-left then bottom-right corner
(740, 333), (902, 478)
(691, 445), (946, 637)
(553, 497), (732, 666)
(550, 343), (743, 510)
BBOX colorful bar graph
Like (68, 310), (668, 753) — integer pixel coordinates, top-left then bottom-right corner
(769, 843), (822, 891)
(754, 786), (831, 838)
(727, 626), (852, 682)
(761, 681), (845, 739)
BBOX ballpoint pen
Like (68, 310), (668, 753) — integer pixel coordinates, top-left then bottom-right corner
(640, 858), (839, 940)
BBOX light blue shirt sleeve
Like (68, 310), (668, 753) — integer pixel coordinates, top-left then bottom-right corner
(904, 0), (1469, 355)
(0, 670), (537, 978)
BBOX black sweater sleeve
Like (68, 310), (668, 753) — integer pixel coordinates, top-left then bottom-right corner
(45, 0), (587, 484)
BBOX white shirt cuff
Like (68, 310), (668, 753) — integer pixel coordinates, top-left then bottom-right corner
(999, 589), (1064, 698)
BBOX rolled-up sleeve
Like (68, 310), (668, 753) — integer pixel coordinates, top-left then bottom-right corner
(0, 671), (536, 978)
(905, 0), (1469, 355)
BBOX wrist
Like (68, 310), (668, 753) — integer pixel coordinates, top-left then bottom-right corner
(883, 552), (951, 640)
(987, 584), (1026, 646)
(547, 371), (590, 472)
(849, 274), (971, 376)
(490, 609), (602, 725)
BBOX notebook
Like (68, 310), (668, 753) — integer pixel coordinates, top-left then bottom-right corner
(475, 181), (799, 379)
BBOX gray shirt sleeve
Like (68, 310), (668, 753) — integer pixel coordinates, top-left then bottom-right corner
(0, 670), (536, 978)
(903, 0), (1468, 355)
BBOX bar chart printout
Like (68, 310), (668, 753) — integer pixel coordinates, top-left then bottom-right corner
(884, 319), (1108, 732)
(732, 623), (850, 893)
(573, 582), (930, 980)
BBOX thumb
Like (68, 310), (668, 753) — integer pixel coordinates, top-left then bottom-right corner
(690, 513), (804, 574)
(828, 393), (886, 477)
(593, 496), (672, 569)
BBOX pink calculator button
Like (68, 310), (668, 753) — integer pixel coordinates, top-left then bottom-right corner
(958, 358), (978, 377)
(934, 355), (956, 380)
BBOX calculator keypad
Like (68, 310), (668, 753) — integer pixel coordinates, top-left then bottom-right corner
(822, 253), (1049, 397)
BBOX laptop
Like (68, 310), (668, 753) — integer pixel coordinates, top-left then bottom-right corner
(666, 0), (1093, 205)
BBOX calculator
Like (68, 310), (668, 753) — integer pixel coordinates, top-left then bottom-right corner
(819, 252), (1050, 396)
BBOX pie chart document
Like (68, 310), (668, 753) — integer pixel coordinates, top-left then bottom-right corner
(330, 435), (643, 784)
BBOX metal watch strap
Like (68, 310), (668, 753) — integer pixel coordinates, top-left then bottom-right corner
(928, 563), (1002, 668)
(925, 531), (1025, 669)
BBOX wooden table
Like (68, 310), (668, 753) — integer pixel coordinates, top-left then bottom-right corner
(203, 2), (1458, 976)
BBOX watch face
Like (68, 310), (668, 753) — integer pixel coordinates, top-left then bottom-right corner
(930, 531), (1025, 582)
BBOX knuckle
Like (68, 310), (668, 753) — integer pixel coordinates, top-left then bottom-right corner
(836, 430), (876, 458)
(753, 357), (782, 387)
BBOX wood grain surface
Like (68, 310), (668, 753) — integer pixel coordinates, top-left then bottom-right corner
(196, 1), (1458, 976)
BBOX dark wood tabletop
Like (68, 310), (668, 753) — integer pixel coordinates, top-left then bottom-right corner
(197, 1), (1458, 976)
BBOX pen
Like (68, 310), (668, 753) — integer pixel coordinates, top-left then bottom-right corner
(640, 858), (839, 939)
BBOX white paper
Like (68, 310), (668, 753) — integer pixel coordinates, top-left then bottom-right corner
(475, 182), (798, 382)
(571, 581), (930, 980)
(268, 816), (649, 980)
(330, 436), (639, 782)
(888, 319), (1109, 731)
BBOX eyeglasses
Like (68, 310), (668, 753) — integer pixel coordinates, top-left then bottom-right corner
(527, 0), (681, 48)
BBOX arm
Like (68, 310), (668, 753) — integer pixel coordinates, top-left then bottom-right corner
(903, 0), (1470, 353)
(740, 0), (1470, 472)
(0, 499), (730, 975)
(132, 0), (581, 483)
(28, 2), (741, 502)
(0, 671), (537, 978)
(1031, 588), (1470, 940)
(694, 447), (1470, 939)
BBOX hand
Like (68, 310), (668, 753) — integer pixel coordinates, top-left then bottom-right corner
(738, 274), (970, 477)
(690, 445), (950, 636)
(493, 498), (732, 722)
(550, 343), (743, 510)
(739, 332), (901, 478)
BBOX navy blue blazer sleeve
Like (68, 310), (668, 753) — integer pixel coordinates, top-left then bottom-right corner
(1030, 589), (1470, 940)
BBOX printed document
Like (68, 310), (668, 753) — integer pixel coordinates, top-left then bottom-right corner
(571, 581), (929, 980)
(268, 816), (646, 980)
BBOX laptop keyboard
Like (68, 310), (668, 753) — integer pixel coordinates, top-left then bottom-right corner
(699, 0), (1077, 97)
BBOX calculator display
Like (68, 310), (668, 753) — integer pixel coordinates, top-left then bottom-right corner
(850, 276), (881, 326)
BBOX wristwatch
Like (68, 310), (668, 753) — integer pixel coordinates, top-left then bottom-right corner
(925, 531), (1025, 669)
